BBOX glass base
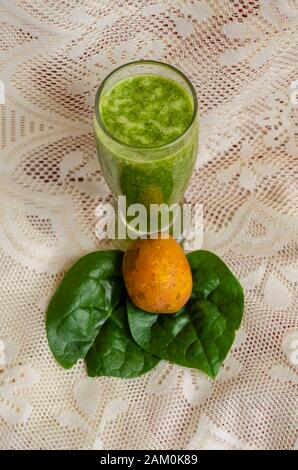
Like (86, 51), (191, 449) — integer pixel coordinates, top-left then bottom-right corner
(111, 197), (185, 250)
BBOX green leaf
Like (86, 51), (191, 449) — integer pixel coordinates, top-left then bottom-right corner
(128, 250), (244, 378)
(46, 251), (125, 369)
(85, 305), (160, 378)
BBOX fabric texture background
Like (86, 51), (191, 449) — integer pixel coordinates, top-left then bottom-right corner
(0, 0), (297, 450)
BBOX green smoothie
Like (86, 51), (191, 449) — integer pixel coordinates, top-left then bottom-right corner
(99, 75), (193, 147)
(94, 72), (198, 208)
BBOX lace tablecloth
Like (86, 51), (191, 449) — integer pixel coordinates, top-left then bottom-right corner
(0, 0), (297, 450)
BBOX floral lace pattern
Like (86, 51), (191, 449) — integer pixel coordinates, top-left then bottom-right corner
(0, 0), (297, 449)
(0, 340), (40, 425)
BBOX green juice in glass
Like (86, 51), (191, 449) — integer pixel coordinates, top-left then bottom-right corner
(93, 61), (198, 214)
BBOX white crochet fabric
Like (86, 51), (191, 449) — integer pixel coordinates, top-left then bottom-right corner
(0, 0), (297, 450)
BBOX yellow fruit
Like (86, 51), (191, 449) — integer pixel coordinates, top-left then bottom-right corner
(122, 235), (193, 314)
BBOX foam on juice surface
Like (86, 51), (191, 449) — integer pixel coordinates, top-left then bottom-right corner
(99, 74), (193, 147)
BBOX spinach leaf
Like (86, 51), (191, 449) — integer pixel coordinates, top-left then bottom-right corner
(85, 305), (160, 378)
(128, 250), (244, 378)
(46, 250), (125, 369)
